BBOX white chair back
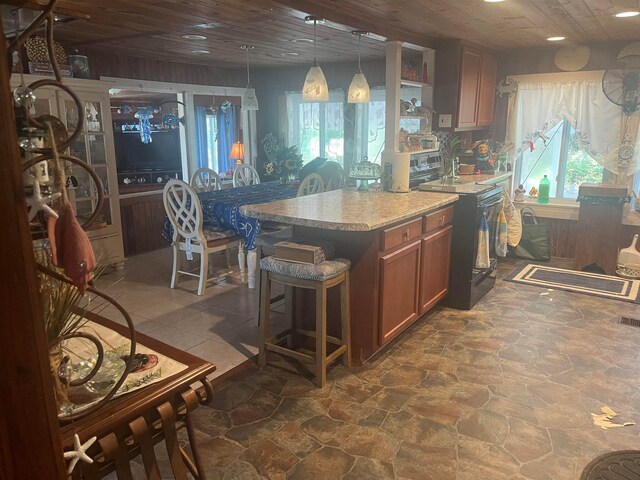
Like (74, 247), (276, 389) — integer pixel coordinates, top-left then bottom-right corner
(297, 173), (325, 197)
(325, 171), (346, 191)
(191, 168), (221, 192)
(163, 179), (204, 243)
(233, 164), (261, 187)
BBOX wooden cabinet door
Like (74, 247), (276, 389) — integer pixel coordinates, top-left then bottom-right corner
(419, 225), (453, 315)
(457, 46), (482, 129)
(379, 240), (421, 344)
(477, 53), (498, 127)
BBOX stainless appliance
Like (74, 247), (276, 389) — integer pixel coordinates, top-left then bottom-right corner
(408, 150), (442, 189)
(419, 181), (504, 310)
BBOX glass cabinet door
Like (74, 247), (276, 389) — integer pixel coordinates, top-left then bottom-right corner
(60, 93), (114, 232)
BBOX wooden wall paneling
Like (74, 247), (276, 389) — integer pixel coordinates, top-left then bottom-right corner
(119, 193), (168, 256)
(0, 20), (67, 480)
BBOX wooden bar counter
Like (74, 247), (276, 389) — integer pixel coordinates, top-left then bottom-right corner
(243, 189), (458, 365)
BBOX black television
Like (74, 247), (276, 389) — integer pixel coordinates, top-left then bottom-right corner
(114, 130), (182, 172)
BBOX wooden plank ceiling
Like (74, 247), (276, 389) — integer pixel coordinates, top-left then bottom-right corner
(8, 0), (640, 67)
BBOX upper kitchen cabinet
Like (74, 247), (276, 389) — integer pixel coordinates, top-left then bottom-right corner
(434, 41), (497, 131)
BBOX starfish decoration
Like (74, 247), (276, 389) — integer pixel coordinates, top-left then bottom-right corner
(63, 434), (96, 475)
(25, 176), (61, 222)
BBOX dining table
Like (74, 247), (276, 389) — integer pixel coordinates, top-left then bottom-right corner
(162, 180), (299, 288)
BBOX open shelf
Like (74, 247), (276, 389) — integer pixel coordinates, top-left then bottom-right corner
(400, 114), (428, 120)
(398, 148), (440, 156)
(401, 79), (433, 88)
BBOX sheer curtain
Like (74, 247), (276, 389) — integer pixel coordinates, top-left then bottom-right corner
(506, 71), (623, 174)
(216, 103), (239, 173)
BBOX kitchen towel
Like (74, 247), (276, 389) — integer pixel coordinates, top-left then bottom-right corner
(476, 209), (490, 269)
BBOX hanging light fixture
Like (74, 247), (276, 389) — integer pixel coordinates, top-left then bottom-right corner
(241, 45), (259, 111)
(348, 31), (371, 103)
(302, 16), (329, 101)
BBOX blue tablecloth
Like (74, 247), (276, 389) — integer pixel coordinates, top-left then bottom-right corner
(162, 181), (299, 250)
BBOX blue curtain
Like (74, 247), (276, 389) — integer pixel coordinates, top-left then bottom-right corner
(194, 106), (208, 169)
(216, 104), (239, 173)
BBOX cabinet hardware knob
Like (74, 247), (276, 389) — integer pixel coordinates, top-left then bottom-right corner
(404, 229), (410, 239)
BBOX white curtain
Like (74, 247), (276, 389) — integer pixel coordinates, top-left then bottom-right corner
(506, 71), (632, 175)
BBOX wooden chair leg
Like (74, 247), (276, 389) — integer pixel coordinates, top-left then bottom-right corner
(315, 284), (327, 388)
(170, 244), (180, 288)
(237, 241), (247, 283)
(258, 270), (271, 367)
(340, 273), (352, 368)
(197, 251), (208, 296)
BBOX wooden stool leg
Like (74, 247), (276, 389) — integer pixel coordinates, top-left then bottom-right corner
(258, 270), (271, 367)
(285, 285), (294, 348)
(340, 272), (352, 368)
(255, 245), (263, 326)
(315, 284), (327, 387)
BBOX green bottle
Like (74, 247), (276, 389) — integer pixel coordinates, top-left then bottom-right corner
(538, 175), (550, 204)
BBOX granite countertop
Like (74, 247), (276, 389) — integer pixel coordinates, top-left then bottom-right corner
(421, 171), (513, 188)
(241, 189), (459, 231)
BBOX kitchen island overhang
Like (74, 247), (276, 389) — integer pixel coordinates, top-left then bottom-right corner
(243, 189), (459, 365)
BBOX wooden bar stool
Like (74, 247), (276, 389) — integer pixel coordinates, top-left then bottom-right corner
(258, 256), (351, 387)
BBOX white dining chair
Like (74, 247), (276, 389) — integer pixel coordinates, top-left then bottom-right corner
(190, 168), (222, 193)
(297, 173), (325, 197)
(325, 171), (346, 191)
(233, 164), (261, 187)
(163, 179), (239, 296)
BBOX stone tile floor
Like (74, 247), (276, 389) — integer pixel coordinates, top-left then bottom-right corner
(100, 252), (640, 479)
(178, 257), (640, 479)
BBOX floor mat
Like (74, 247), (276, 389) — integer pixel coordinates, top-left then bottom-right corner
(581, 450), (640, 479)
(504, 263), (640, 303)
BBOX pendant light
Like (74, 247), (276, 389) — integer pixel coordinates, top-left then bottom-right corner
(241, 45), (259, 111)
(348, 31), (370, 103)
(302, 16), (329, 102)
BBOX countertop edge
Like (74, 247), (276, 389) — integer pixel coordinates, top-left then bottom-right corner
(242, 193), (459, 232)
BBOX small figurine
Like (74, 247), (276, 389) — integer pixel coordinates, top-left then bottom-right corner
(473, 140), (495, 174)
(529, 186), (538, 198)
(514, 184), (526, 203)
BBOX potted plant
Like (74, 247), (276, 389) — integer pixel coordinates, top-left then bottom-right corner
(441, 135), (463, 181)
(261, 133), (303, 184)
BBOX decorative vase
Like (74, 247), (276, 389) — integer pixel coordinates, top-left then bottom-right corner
(49, 343), (69, 411)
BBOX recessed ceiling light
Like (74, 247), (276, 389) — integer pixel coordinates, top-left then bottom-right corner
(192, 50), (210, 54)
(194, 22), (219, 29)
(281, 52), (299, 56)
(291, 38), (314, 44)
(484, 0), (506, 2)
(614, 10), (640, 17)
(547, 36), (566, 41)
(183, 34), (207, 40)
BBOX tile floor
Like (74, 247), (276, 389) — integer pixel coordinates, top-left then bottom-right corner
(94, 247), (284, 379)
(102, 252), (640, 479)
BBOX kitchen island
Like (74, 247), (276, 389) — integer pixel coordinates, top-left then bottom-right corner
(242, 189), (458, 365)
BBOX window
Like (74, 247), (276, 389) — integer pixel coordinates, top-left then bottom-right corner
(507, 72), (620, 201)
(286, 91), (345, 165)
(205, 114), (219, 172)
(354, 88), (386, 164)
(516, 119), (604, 199)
